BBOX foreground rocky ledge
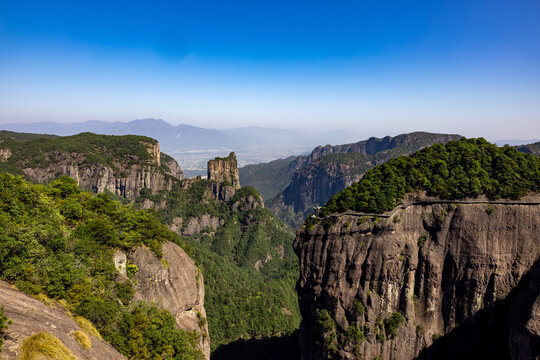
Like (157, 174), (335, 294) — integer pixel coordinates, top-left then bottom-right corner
(0, 280), (124, 359)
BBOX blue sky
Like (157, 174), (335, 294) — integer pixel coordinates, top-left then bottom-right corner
(0, 0), (539, 139)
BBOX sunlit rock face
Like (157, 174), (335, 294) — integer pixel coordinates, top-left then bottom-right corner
(129, 241), (211, 359)
(294, 197), (540, 360)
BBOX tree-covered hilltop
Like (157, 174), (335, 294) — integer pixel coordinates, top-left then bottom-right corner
(0, 132), (159, 175)
(516, 141), (540, 157)
(0, 130), (59, 142)
(321, 138), (540, 216)
(265, 132), (462, 228)
(0, 174), (203, 360)
(155, 180), (301, 351)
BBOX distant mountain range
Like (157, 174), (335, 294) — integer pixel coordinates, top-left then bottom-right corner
(0, 119), (362, 174)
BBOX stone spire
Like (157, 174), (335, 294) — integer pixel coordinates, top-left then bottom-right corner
(207, 152), (240, 189)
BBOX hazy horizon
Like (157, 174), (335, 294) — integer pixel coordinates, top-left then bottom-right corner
(1, 117), (538, 146)
(1, 1), (539, 140)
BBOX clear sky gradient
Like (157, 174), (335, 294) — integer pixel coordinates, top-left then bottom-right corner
(1, 0), (539, 140)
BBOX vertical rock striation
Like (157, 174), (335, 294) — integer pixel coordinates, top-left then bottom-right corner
(19, 141), (183, 202)
(208, 152), (240, 189)
(128, 241), (211, 359)
(294, 197), (540, 360)
(208, 152), (241, 201)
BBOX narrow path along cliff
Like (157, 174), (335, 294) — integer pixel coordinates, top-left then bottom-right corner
(295, 199), (540, 360)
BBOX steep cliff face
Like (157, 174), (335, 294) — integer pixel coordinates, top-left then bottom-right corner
(294, 197), (540, 360)
(0, 132), (184, 203)
(282, 161), (363, 213)
(21, 142), (182, 201)
(208, 152), (241, 190)
(162, 152), (185, 179)
(0, 280), (125, 360)
(128, 241), (210, 359)
(270, 133), (461, 228)
(157, 159), (300, 350)
(303, 133), (461, 166)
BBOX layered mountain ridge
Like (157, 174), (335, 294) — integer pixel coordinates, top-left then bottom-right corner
(240, 132), (462, 227)
(0, 132), (184, 205)
(293, 138), (540, 359)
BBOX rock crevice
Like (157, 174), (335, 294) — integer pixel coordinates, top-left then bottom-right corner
(294, 198), (540, 360)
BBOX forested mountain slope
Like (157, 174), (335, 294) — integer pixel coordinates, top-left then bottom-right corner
(0, 132), (302, 356)
(154, 153), (301, 351)
(262, 132), (461, 227)
(239, 155), (306, 200)
(295, 138), (540, 360)
(0, 174), (206, 359)
(0, 132), (184, 204)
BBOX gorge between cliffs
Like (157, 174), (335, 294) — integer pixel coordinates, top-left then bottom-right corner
(0, 132), (538, 360)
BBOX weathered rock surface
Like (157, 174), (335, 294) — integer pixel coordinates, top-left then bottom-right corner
(162, 152), (184, 179)
(282, 162), (362, 213)
(209, 181), (238, 201)
(271, 133), (461, 227)
(19, 142), (183, 202)
(208, 152), (240, 189)
(172, 214), (224, 236)
(0, 148), (11, 162)
(0, 280), (124, 360)
(128, 241), (210, 359)
(294, 197), (540, 360)
(303, 133), (461, 165)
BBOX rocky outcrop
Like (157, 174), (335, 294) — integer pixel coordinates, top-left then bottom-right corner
(209, 181), (238, 202)
(303, 133), (461, 166)
(20, 143), (183, 202)
(145, 142), (161, 166)
(171, 214), (224, 236)
(208, 152), (240, 189)
(231, 194), (264, 212)
(270, 133), (462, 228)
(128, 241), (210, 359)
(0, 280), (124, 360)
(162, 152), (184, 179)
(0, 148), (11, 162)
(294, 196), (540, 360)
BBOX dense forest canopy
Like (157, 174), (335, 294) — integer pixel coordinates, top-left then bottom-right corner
(0, 132), (158, 175)
(321, 138), (540, 216)
(0, 174), (203, 359)
(154, 180), (301, 350)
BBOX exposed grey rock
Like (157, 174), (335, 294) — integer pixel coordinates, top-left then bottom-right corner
(208, 152), (240, 190)
(0, 148), (11, 162)
(294, 197), (540, 360)
(18, 142), (183, 203)
(113, 250), (127, 277)
(0, 280), (125, 360)
(128, 241), (210, 359)
(179, 214), (222, 236)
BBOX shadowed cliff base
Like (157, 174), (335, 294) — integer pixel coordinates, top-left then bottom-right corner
(416, 257), (540, 360)
(210, 331), (300, 360)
